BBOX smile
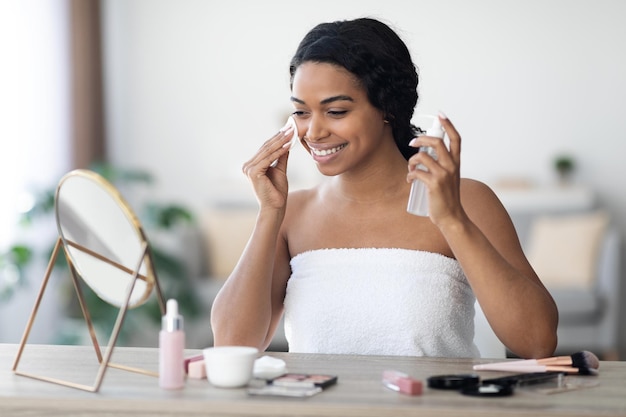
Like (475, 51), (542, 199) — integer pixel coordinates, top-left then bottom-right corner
(310, 144), (347, 156)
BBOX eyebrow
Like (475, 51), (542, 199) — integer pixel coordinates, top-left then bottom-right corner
(290, 95), (354, 105)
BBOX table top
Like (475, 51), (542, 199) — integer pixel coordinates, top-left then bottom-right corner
(1, 343), (625, 417)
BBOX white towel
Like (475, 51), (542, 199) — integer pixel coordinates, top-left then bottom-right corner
(284, 248), (479, 358)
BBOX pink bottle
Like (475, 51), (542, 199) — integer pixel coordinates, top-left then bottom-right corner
(159, 299), (185, 389)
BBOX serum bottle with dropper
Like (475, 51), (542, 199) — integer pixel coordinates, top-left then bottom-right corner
(159, 298), (185, 390)
(406, 116), (445, 216)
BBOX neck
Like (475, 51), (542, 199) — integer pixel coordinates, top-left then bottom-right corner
(326, 152), (409, 204)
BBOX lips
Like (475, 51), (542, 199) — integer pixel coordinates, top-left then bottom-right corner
(310, 143), (347, 157)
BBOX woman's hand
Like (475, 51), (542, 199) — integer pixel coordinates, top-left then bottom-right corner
(406, 114), (465, 226)
(242, 125), (295, 210)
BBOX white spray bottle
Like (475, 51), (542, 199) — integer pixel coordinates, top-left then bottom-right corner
(406, 116), (445, 216)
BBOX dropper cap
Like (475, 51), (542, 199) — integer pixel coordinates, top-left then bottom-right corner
(162, 299), (184, 332)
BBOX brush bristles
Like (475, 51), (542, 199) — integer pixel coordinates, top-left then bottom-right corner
(570, 351), (600, 370)
(576, 366), (599, 376)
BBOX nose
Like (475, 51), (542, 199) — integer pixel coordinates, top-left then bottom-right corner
(302, 114), (329, 143)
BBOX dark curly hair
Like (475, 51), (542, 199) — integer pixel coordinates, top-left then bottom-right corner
(289, 18), (420, 160)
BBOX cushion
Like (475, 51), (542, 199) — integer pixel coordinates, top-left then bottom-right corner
(525, 210), (609, 289)
(200, 206), (258, 279)
(549, 288), (603, 324)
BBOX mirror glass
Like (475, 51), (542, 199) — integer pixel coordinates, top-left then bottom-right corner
(55, 170), (154, 308)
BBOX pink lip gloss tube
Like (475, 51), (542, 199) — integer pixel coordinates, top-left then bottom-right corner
(159, 299), (185, 390)
(382, 370), (423, 396)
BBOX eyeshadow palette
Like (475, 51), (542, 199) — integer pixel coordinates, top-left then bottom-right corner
(247, 373), (338, 398)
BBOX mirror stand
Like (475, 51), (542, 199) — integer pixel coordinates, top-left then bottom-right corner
(12, 236), (166, 392)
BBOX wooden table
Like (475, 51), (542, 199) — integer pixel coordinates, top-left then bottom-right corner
(1, 343), (625, 416)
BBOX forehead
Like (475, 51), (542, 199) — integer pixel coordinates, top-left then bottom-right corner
(292, 62), (365, 101)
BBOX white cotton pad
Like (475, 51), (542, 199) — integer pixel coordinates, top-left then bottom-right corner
(253, 355), (287, 379)
(282, 116), (300, 149)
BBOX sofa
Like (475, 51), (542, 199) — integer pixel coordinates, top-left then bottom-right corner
(496, 186), (622, 360)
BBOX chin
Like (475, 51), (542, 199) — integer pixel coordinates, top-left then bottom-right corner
(314, 164), (342, 178)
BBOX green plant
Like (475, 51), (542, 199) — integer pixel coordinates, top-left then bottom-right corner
(0, 245), (33, 301)
(554, 155), (575, 176)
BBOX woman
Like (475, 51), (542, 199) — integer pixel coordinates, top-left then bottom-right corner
(211, 18), (558, 358)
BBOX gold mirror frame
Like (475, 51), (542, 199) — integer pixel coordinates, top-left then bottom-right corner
(12, 169), (166, 392)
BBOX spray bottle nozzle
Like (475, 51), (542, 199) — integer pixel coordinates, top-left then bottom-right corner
(426, 117), (444, 139)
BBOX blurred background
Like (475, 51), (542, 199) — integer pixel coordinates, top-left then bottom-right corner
(1, 0), (625, 358)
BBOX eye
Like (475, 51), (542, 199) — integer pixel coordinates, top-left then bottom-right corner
(292, 110), (309, 118)
(328, 110), (348, 117)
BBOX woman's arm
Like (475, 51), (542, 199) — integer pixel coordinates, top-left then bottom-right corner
(407, 115), (558, 358)
(448, 180), (558, 359)
(210, 210), (291, 350)
(210, 126), (295, 350)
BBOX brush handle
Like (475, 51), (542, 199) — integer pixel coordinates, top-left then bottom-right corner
(473, 356), (573, 370)
(535, 356), (572, 365)
(473, 364), (545, 373)
(474, 361), (537, 370)
(473, 364), (579, 373)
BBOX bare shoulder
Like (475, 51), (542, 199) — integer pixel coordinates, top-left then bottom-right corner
(460, 178), (504, 209)
(282, 187), (321, 228)
(459, 178), (513, 230)
(286, 187), (318, 211)
(459, 178), (529, 257)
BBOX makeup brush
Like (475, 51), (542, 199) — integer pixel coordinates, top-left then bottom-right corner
(473, 351), (600, 371)
(472, 364), (598, 376)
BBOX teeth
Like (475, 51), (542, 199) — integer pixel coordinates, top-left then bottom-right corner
(311, 144), (346, 156)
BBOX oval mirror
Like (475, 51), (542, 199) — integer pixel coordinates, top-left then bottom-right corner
(55, 169), (155, 308)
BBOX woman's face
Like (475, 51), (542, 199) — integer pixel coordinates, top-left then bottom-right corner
(291, 62), (391, 177)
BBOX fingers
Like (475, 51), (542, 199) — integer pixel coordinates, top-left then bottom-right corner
(406, 114), (464, 221)
(406, 137), (450, 179)
(439, 113), (461, 166)
(242, 126), (294, 178)
(406, 113), (462, 185)
(273, 145), (290, 172)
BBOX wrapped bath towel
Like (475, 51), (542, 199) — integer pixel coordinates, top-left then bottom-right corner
(284, 248), (480, 358)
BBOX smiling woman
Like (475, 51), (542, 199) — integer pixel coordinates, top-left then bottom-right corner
(210, 17), (558, 360)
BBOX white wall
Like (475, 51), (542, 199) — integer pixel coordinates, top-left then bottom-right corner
(102, 0), (626, 225)
(0, 0), (71, 246)
(0, 0), (71, 343)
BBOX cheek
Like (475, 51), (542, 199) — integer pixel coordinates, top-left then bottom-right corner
(333, 123), (358, 140)
(351, 115), (386, 140)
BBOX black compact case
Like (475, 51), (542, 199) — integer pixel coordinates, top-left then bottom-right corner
(427, 374), (480, 390)
(427, 373), (514, 397)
